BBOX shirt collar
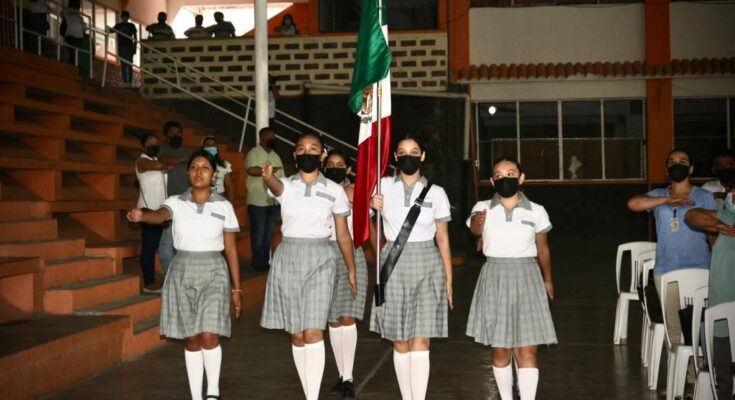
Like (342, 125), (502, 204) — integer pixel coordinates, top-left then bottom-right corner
(290, 172), (328, 186)
(394, 175), (428, 186)
(489, 192), (532, 211)
(178, 188), (220, 203)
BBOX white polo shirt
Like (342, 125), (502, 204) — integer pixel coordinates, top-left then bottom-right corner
(702, 179), (725, 209)
(270, 174), (351, 238)
(466, 193), (551, 258)
(161, 190), (240, 252)
(378, 176), (452, 242)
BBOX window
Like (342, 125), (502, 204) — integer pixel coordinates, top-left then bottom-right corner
(476, 99), (646, 181)
(319, 0), (438, 33)
(674, 98), (729, 177)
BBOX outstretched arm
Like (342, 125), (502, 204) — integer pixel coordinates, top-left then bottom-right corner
(685, 208), (735, 236)
(126, 207), (171, 225)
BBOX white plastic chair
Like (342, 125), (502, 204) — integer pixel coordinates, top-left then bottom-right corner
(636, 250), (657, 367)
(660, 268), (710, 400)
(641, 259), (666, 390)
(614, 241), (657, 344)
(691, 286), (714, 400)
(704, 301), (735, 400)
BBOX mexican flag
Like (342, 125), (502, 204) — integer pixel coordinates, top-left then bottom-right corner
(349, 0), (392, 248)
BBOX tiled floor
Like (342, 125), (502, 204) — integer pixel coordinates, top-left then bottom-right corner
(45, 242), (662, 399)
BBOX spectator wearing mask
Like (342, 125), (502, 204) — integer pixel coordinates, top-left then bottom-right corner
(60, 0), (85, 65)
(146, 12), (175, 40)
(275, 13), (298, 36)
(157, 121), (192, 276)
(184, 14), (212, 39)
(207, 12), (236, 38)
(111, 11), (137, 87)
(702, 149), (735, 209)
(627, 149), (718, 345)
(201, 136), (233, 199)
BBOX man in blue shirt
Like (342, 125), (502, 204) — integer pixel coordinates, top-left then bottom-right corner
(628, 149), (717, 344)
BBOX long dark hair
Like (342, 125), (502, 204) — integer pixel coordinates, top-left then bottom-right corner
(201, 136), (227, 168)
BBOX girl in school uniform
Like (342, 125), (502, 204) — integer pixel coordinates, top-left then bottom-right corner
(260, 133), (358, 400)
(323, 150), (369, 399)
(467, 157), (556, 400)
(127, 150), (242, 400)
(370, 136), (453, 400)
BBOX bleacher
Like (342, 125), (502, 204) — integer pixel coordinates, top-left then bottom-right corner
(0, 45), (258, 400)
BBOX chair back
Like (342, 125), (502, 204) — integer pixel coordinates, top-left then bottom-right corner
(660, 268), (709, 348)
(704, 301), (735, 400)
(690, 285), (708, 374)
(641, 259), (657, 320)
(616, 241), (657, 294)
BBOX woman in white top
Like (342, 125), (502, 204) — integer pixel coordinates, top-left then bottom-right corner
(467, 157), (556, 400)
(323, 150), (369, 398)
(127, 150), (242, 400)
(135, 133), (168, 291)
(369, 136), (453, 400)
(260, 133), (357, 400)
(201, 136), (233, 199)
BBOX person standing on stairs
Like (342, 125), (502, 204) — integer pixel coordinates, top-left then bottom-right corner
(134, 133), (169, 292)
(369, 135), (454, 400)
(158, 120), (192, 277)
(60, 0), (85, 65)
(127, 150), (242, 400)
(260, 133), (358, 400)
(201, 136), (233, 200)
(110, 11), (137, 88)
(323, 150), (369, 399)
(244, 127), (284, 272)
(467, 157), (556, 400)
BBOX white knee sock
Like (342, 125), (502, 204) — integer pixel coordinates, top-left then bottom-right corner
(393, 350), (412, 400)
(202, 346), (222, 397)
(304, 341), (326, 400)
(292, 345), (307, 397)
(328, 326), (344, 378)
(185, 349), (204, 400)
(342, 324), (358, 381)
(493, 363), (514, 400)
(517, 368), (539, 400)
(410, 350), (430, 400)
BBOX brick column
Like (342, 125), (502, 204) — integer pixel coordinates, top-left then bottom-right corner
(645, 0), (672, 184)
(447, 0), (470, 74)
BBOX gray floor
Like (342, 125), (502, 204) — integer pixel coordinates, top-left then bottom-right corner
(44, 242), (662, 399)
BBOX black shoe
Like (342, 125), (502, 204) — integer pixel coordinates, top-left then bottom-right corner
(342, 380), (355, 398)
(331, 377), (344, 394)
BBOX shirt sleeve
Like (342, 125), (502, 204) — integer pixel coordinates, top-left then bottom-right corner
(465, 201), (489, 228)
(160, 196), (177, 220)
(333, 185), (351, 217)
(223, 201), (240, 232)
(646, 188), (666, 197)
(535, 206), (553, 234)
(245, 148), (262, 169)
(433, 187), (452, 223)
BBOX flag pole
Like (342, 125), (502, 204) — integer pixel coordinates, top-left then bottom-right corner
(373, 0), (385, 306)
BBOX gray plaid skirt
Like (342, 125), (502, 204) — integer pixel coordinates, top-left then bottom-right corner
(370, 240), (448, 341)
(260, 237), (336, 334)
(466, 257), (557, 348)
(328, 242), (368, 323)
(160, 251), (231, 339)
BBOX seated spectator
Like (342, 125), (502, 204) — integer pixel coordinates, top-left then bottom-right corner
(60, 0), (85, 65)
(275, 13), (298, 36)
(702, 149), (735, 209)
(201, 136), (233, 199)
(111, 11), (137, 87)
(207, 12), (236, 38)
(184, 14), (212, 39)
(23, 0), (49, 54)
(146, 11), (175, 40)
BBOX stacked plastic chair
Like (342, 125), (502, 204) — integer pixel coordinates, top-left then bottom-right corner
(641, 259), (666, 390)
(704, 300), (735, 400)
(614, 242), (657, 344)
(691, 286), (714, 400)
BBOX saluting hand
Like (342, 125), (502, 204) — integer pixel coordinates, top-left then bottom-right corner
(370, 194), (384, 211)
(715, 222), (735, 236)
(348, 269), (357, 299)
(262, 162), (274, 180)
(666, 196), (694, 207)
(126, 208), (143, 223)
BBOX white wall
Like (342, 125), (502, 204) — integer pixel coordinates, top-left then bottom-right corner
(469, 4), (645, 66)
(670, 2), (735, 60)
(126, 0), (168, 25)
(470, 79), (646, 102)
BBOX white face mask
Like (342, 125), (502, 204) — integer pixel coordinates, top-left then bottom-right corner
(726, 192), (735, 214)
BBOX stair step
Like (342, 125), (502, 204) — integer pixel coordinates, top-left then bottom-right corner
(134, 316), (160, 335)
(123, 316), (164, 360)
(77, 294), (160, 325)
(0, 218), (57, 242)
(0, 238), (85, 259)
(43, 256), (116, 288)
(0, 257), (42, 279)
(44, 275), (140, 313)
(0, 201), (50, 222)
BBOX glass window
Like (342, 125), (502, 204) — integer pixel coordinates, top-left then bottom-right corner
(604, 100), (645, 179)
(674, 98), (727, 177)
(477, 102), (517, 180)
(519, 102), (558, 179)
(562, 101), (601, 179)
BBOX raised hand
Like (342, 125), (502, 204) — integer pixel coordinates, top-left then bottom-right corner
(262, 162), (274, 180)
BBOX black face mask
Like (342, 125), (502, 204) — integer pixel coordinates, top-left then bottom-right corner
(295, 154), (321, 173)
(144, 145), (160, 158)
(396, 155), (421, 175)
(266, 138), (277, 149)
(494, 177), (519, 198)
(168, 135), (183, 148)
(324, 168), (347, 184)
(667, 164), (690, 183)
(715, 168), (735, 188)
